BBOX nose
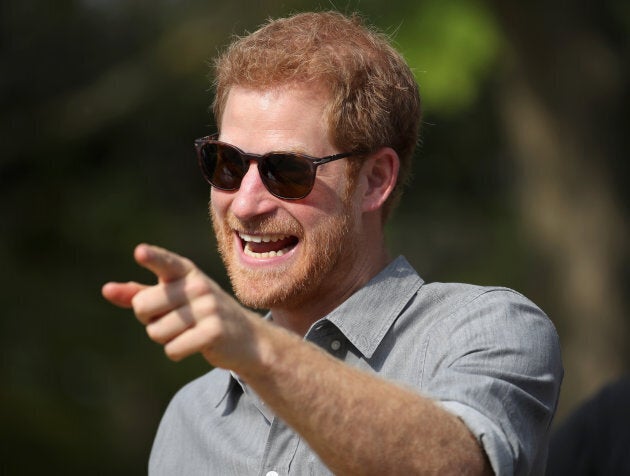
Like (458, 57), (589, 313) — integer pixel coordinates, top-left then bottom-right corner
(230, 161), (278, 220)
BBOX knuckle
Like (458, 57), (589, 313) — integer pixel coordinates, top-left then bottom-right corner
(198, 317), (223, 342)
(164, 344), (181, 361)
(131, 295), (149, 320)
(182, 257), (196, 271)
(145, 322), (163, 343)
(130, 292), (142, 309)
(196, 294), (219, 316)
(186, 275), (214, 297)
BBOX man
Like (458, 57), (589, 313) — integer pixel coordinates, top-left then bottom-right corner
(102, 11), (562, 475)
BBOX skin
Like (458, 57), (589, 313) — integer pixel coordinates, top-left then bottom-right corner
(102, 85), (492, 475)
(210, 86), (390, 335)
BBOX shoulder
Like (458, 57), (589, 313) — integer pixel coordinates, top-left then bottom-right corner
(413, 281), (559, 346)
(384, 259), (561, 365)
(149, 368), (239, 473)
(418, 280), (540, 315)
(151, 368), (231, 454)
(409, 283), (562, 475)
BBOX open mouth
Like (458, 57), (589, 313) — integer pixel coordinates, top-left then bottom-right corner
(238, 232), (299, 258)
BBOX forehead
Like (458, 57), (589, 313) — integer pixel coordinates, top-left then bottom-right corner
(219, 85), (335, 155)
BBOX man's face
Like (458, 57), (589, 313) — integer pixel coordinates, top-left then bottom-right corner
(210, 85), (362, 313)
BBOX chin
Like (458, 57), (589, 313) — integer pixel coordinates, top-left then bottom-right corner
(226, 258), (312, 310)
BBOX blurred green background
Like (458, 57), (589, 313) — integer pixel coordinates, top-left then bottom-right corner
(2, 0), (628, 473)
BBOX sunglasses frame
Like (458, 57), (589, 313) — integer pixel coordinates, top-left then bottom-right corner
(194, 134), (358, 200)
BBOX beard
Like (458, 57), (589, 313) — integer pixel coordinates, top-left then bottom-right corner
(210, 198), (357, 312)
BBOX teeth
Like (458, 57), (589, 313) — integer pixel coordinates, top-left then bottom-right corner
(238, 233), (289, 243)
(238, 232), (293, 259)
(243, 248), (287, 258)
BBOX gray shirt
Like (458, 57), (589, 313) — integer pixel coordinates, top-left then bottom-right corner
(149, 256), (563, 475)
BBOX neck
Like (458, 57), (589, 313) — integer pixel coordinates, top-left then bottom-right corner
(270, 245), (391, 336)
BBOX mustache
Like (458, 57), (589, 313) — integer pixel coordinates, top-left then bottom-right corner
(213, 209), (303, 237)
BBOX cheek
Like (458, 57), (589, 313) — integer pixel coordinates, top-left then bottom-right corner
(210, 189), (229, 216)
(209, 192), (229, 237)
(302, 175), (352, 214)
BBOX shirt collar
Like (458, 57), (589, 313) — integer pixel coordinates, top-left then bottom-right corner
(323, 255), (424, 358)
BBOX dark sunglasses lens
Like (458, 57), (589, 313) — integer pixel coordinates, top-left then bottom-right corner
(200, 143), (245, 190)
(260, 154), (315, 199)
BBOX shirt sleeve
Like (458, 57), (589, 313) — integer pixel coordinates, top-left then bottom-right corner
(421, 288), (563, 476)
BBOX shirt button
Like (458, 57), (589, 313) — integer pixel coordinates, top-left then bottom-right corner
(330, 339), (341, 351)
(266, 472), (279, 476)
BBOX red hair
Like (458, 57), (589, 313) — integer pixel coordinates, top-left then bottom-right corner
(213, 11), (421, 215)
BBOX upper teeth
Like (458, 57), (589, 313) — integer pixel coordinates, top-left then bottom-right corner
(239, 233), (289, 243)
(238, 232), (294, 259)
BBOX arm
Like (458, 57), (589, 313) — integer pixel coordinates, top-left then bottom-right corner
(241, 320), (492, 475)
(103, 244), (492, 475)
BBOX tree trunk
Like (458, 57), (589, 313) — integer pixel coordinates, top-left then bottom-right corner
(490, 0), (629, 418)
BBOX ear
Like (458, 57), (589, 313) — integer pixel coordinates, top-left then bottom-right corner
(359, 147), (399, 213)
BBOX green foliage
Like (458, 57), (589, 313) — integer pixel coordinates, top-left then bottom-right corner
(396, 0), (502, 115)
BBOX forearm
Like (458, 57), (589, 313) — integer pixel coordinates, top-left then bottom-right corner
(237, 322), (492, 476)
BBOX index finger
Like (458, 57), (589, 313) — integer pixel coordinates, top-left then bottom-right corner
(134, 243), (196, 283)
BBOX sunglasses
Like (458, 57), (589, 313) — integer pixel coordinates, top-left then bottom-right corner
(195, 135), (359, 200)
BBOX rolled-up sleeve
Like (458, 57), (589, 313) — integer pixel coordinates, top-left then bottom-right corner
(422, 289), (563, 475)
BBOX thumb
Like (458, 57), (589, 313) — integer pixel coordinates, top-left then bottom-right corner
(102, 281), (148, 308)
